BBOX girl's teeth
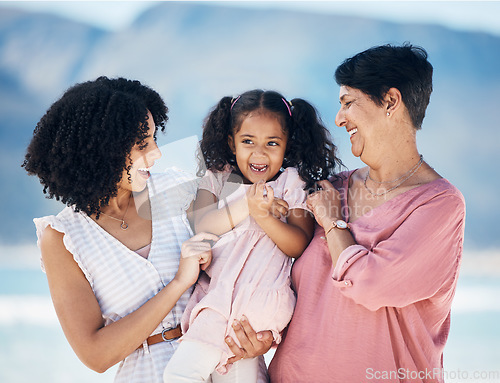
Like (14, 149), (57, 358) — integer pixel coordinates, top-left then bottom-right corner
(250, 164), (268, 172)
(138, 167), (151, 172)
(348, 128), (358, 137)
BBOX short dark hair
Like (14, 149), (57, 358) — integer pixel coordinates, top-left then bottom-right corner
(22, 76), (168, 216)
(334, 43), (433, 129)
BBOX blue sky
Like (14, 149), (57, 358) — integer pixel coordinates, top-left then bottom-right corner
(3, 1), (500, 36)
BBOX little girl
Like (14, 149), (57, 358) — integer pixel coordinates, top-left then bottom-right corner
(164, 89), (342, 382)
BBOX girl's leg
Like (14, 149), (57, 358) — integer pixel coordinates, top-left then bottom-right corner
(211, 355), (267, 383)
(163, 340), (221, 383)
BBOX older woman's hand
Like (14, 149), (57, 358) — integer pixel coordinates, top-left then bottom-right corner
(307, 179), (343, 229)
(225, 316), (274, 363)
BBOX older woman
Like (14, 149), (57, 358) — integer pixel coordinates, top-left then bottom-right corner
(268, 44), (466, 382)
(23, 77), (269, 383)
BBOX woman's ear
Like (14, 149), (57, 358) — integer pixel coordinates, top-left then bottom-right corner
(227, 135), (236, 154)
(384, 87), (403, 116)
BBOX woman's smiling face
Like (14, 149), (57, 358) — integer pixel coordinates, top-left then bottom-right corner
(334, 85), (388, 161)
(228, 111), (287, 184)
(119, 110), (162, 192)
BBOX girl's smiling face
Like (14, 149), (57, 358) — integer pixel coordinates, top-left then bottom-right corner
(228, 111), (287, 184)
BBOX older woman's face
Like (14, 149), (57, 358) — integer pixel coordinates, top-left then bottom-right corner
(120, 110), (162, 192)
(335, 86), (387, 161)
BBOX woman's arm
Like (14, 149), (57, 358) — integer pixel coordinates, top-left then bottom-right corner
(41, 227), (216, 373)
(308, 180), (466, 311)
(249, 182), (314, 258)
(306, 180), (356, 266)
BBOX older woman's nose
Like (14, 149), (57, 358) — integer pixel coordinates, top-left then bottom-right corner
(335, 108), (346, 127)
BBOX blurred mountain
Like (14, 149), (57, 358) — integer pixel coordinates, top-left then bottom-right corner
(0, 2), (499, 249)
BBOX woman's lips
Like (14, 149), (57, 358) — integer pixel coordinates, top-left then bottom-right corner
(138, 167), (151, 179)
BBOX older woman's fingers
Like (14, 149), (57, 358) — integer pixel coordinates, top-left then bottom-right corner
(316, 179), (335, 190)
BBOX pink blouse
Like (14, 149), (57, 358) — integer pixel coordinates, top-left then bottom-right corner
(268, 171), (466, 383)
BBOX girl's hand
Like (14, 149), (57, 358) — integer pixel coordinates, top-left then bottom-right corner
(306, 179), (342, 228)
(225, 316), (274, 364)
(174, 232), (219, 287)
(247, 181), (275, 221)
(270, 198), (289, 219)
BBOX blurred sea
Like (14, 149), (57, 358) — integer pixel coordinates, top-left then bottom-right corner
(1, 248), (499, 383)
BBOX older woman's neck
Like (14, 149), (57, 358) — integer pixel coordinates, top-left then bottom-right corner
(365, 126), (421, 183)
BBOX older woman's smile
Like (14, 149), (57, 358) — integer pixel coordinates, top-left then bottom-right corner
(348, 128), (358, 138)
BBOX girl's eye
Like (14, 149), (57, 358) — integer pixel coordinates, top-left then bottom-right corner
(268, 141), (278, 147)
(242, 139), (253, 145)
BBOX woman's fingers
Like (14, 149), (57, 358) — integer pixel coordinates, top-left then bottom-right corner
(225, 316), (273, 364)
(316, 179), (335, 190)
(189, 232), (219, 243)
(181, 232), (218, 259)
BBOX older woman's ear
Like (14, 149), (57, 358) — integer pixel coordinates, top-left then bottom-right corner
(384, 87), (403, 117)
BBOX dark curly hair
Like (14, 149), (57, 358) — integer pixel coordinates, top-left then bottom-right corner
(335, 43), (433, 130)
(198, 89), (343, 190)
(22, 76), (168, 216)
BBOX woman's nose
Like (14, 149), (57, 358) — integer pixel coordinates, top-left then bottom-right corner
(146, 143), (162, 164)
(335, 108), (346, 127)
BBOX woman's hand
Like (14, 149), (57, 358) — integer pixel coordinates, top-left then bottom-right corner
(174, 232), (219, 287)
(247, 181), (275, 222)
(307, 179), (343, 228)
(225, 316), (274, 364)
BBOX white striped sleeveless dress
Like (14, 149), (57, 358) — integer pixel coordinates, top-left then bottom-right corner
(34, 169), (198, 383)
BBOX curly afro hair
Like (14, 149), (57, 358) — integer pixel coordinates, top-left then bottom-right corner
(22, 76), (168, 216)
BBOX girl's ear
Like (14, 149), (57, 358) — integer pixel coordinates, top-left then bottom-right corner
(228, 135), (236, 154)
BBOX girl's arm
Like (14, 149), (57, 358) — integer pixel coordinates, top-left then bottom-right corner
(193, 188), (250, 235)
(40, 227), (216, 373)
(249, 182), (314, 258)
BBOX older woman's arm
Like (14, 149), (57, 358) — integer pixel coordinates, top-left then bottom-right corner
(41, 228), (216, 373)
(329, 193), (464, 311)
(307, 180), (466, 311)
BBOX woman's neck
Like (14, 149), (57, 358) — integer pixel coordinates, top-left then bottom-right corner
(102, 189), (133, 215)
(364, 149), (422, 184)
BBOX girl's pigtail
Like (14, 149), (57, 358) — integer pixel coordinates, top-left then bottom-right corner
(287, 98), (344, 190)
(197, 96), (234, 176)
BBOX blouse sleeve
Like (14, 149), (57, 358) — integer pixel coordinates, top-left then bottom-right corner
(281, 168), (311, 212)
(33, 215), (93, 287)
(331, 191), (465, 311)
(198, 170), (224, 198)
